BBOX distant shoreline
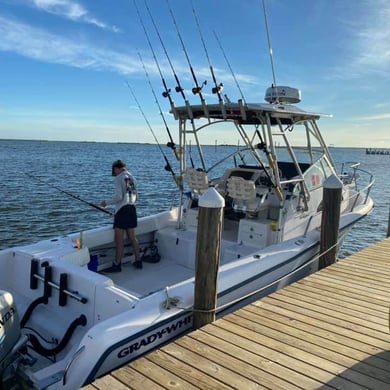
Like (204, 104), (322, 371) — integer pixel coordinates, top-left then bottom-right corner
(0, 139), (370, 149)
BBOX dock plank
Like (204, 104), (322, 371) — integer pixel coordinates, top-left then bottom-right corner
(84, 237), (390, 389)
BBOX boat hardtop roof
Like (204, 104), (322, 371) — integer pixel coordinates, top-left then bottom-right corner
(173, 101), (326, 124)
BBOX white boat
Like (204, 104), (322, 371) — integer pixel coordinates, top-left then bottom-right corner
(0, 83), (374, 388)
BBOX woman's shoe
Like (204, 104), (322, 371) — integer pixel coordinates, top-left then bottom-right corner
(103, 263), (122, 273)
(132, 260), (143, 269)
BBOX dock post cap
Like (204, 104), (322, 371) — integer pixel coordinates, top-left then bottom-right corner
(199, 187), (225, 208)
(324, 174), (343, 189)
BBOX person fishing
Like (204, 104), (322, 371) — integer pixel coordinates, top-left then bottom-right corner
(101, 160), (142, 272)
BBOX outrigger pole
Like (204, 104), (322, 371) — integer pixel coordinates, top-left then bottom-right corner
(125, 81), (182, 189)
(28, 173), (113, 215)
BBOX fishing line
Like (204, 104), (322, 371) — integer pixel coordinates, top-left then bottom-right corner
(190, 0), (224, 104)
(28, 173), (113, 215)
(213, 30), (246, 104)
(165, 0), (208, 108)
(125, 80), (181, 187)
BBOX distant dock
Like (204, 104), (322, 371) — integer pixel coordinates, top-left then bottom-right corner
(366, 148), (390, 155)
(84, 237), (390, 389)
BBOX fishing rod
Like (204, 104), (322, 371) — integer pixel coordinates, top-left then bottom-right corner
(137, 51), (178, 160)
(187, 141), (195, 168)
(213, 30), (246, 104)
(143, 0), (208, 171)
(125, 80), (182, 188)
(133, 0), (178, 150)
(165, 0), (209, 116)
(142, 0), (187, 103)
(28, 173), (113, 215)
(190, 0), (224, 105)
(139, 0), (204, 170)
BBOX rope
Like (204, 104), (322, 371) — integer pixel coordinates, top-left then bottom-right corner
(162, 288), (186, 310)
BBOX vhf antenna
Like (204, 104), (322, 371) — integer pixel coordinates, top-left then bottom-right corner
(262, 0), (279, 103)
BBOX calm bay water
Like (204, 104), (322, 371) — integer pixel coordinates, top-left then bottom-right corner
(0, 139), (388, 258)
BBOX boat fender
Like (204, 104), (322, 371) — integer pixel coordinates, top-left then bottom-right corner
(28, 314), (87, 357)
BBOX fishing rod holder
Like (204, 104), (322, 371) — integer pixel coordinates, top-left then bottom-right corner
(30, 259), (88, 306)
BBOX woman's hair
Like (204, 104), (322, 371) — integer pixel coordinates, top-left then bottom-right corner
(112, 160), (126, 175)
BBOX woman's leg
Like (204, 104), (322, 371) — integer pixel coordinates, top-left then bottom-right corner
(115, 227), (125, 265)
(126, 228), (140, 261)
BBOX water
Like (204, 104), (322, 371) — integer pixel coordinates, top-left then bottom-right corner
(0, 140), (388, 257)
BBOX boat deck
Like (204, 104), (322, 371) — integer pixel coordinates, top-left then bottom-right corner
(83, 237), (390, 389)
(105, 215), (274, 298)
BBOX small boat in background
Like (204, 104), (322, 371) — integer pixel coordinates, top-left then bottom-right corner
(366, 148), (390, 155)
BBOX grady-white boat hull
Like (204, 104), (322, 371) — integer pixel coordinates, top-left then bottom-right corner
(0, 192), (373, 389)
(0, 80), (375, 389)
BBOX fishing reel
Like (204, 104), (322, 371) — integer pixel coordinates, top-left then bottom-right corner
(256, 142), (267, 152)
(212, 83), (224, 94)
(166, 141), (176, 150)
(192, 80), (207, 95)
(162, 88), (171, 98)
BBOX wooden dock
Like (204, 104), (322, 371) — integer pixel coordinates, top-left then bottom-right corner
(84, 237), (390, 389)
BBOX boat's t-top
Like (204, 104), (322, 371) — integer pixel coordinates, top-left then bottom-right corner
(170, 86), (335, 225)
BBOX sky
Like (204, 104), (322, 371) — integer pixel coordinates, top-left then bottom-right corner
(0, 0), (389, 147)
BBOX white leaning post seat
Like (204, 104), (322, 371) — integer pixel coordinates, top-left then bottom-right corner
(227, 176), (260, 215)
(185, 167), (209, 198)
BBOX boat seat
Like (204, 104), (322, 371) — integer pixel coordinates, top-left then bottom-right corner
(185, 167), (209, 198)
(227, 176), (267, 216)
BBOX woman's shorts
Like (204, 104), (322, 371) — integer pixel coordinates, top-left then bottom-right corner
(114, 205), (138, 229)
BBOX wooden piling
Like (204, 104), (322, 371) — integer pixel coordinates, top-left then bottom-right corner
(387, 198), (390, 238)
(193, 187), (225, 329)
(319, 174), (343, 270)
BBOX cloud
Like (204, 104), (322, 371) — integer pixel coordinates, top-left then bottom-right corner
(30, 0), (119, 32)
(0, 6), (257, 97)
(0, 15), (138, 73)
(354, 113), (390, 121)
(345, 1), (390, 78)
